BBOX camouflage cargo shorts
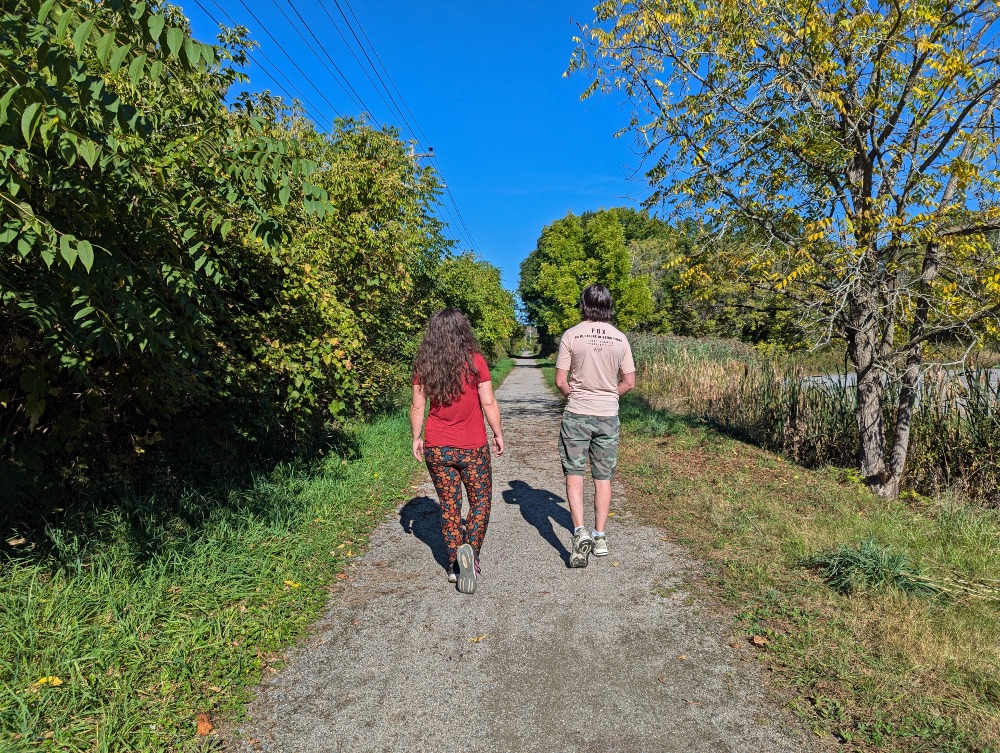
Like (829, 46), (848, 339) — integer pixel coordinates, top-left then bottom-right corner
(558, 411), (620, 481)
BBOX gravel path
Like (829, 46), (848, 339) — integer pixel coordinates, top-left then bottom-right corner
(229, 358), (814, 753)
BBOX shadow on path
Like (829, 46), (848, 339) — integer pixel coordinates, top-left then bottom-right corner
(398, 496), (449, 570)
(502, 480), (572, 566)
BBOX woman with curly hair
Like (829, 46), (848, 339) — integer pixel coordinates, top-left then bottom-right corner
(410, 308), (505, 594)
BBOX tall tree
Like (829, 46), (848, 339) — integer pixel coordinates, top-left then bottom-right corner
(519, 210), (653, 346)
(572, 0), (1000, 497)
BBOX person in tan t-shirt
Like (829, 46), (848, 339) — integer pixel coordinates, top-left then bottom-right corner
(554, 284), (636, 567)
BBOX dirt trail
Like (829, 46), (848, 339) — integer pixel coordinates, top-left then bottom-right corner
(230, 357), (814, 753)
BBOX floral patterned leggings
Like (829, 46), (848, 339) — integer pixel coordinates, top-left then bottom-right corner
(424, 444), (493, 564)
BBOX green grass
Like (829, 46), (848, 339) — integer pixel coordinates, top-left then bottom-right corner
(620, 393), (1000, 752)
(490, 357), (515, 387)
(0, 412), (420, 752)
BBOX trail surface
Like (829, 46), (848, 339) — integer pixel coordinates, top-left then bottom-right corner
(230, 358), (814, 753)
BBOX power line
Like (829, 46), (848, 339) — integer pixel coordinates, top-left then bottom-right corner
(196, 0), (336, 130)
(227, 0), (345, 121)
(267, 0), (371, 116)
(336, 0), (430, 145)
(324, 0), (485, 255)
(320, 0), (415, 138)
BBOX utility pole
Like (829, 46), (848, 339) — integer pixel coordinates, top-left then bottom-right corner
(407, 141), (434, 159)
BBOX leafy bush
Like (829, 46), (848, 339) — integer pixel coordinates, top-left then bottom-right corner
(0, 0), (516, 518)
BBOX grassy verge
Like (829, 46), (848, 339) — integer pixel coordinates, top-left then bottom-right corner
(0, 412), (420, 752)
(491, 357), (515, 388)
(619, 395), (999, 752)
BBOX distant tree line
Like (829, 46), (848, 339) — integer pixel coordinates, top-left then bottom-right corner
(519, 208), (801, 352)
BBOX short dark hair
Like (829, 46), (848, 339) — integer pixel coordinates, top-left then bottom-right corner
(579, 284), (613, 322)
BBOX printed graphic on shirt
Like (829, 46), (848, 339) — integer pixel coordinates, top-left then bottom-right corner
(556, 321), (635, 418)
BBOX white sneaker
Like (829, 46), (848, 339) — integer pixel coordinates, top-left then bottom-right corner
(569, 529), (594, 568)
(592, 535), (609, 557)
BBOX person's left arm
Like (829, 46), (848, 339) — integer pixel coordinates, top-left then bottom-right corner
(617, 370), (636, 396)
(618, 339), (636, 396)
(478, 379), (505, 456)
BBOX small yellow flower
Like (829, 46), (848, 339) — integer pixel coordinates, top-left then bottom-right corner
(31, 676), (63, 689)
(373, 473), (378, 477)
(283, 580), (300, 588)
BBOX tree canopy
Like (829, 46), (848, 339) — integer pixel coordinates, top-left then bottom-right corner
(572, 0), (1000, 497)
(519, 208), (654, 347)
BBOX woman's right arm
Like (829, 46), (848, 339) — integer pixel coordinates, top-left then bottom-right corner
(410, 383), (427, 461)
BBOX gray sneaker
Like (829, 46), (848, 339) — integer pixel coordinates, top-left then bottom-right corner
(569, 529), (594, 568)
(456, 543), (477, 594)
(446, 562), (458, 583)
(593, 535), (609, 557)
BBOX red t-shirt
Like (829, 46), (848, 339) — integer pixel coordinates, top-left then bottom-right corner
(418, 352), (490, 449)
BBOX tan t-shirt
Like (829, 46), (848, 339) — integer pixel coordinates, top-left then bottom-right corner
(556, 321), (635, 417)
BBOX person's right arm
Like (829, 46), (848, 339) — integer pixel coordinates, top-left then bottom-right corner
(554, 332), (572, 398)
(555, 368), (571, 398)
(409, 383), (426, 461)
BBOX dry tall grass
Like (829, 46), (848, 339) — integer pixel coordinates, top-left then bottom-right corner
(632, 335), (1000, 505)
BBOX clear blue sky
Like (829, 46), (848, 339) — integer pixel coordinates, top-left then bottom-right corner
(184, 1), (653, 291)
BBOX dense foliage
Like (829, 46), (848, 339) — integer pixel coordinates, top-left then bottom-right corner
(0, 0), (516, 515)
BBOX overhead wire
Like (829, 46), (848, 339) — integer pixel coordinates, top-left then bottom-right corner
(227, 0), (345, 121)
(194, 0), (485, 255)
(268, 0), (372, 116)
(195, 0), (336, 131)
(323, 0), (485, 255)
(313, 0), (414, 138)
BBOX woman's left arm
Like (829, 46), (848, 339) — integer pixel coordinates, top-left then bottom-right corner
(477, 381), (505, 456)
(410, 383), (427, 461)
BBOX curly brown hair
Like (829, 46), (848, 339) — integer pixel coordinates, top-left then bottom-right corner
(412, 309), (483, 406)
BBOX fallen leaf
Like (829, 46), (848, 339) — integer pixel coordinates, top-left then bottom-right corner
(209, 685), (222, 693)
(283, 580), (300, 588)
(750, 635), (768, 647)
(6, 536), (26, 547)
(337, 543), (346, 549)
(195, 712), (213, 735)
(676, 655), (687, 661)
(468, 633), (488, 643)
(335, 573), (348, 580)
(657, 676), (665, 684)
(684, 698), (703, 705)
(611, 562), (621, 567)
(728, 642), (740, 648)
(607, 512), (616, 517)
(659, 537), (670, 542)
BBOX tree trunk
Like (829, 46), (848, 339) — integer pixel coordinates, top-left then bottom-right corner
(886, 242), (940, 499)
(847, 299), (890, 492)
